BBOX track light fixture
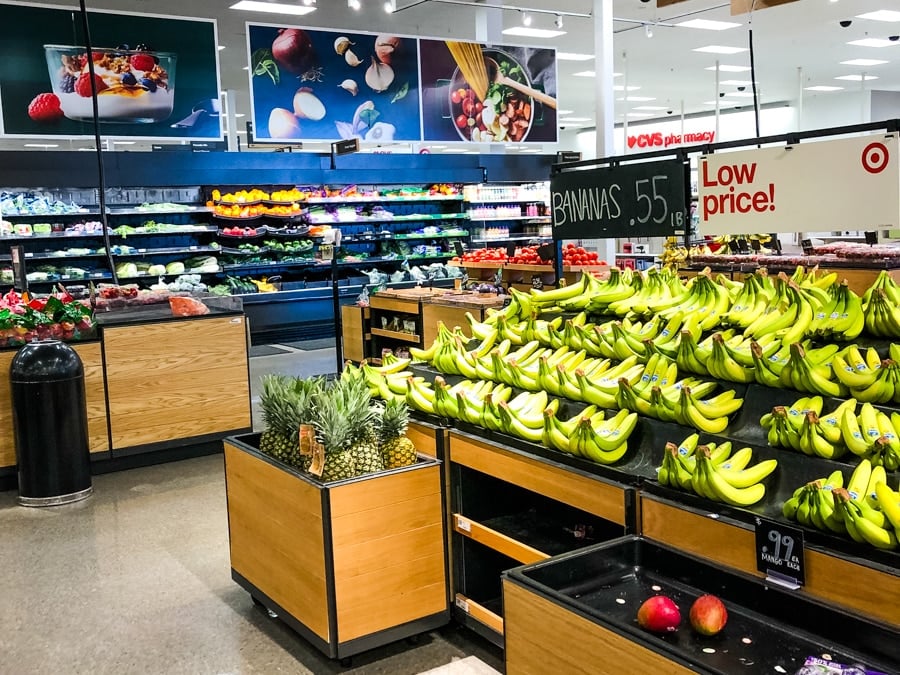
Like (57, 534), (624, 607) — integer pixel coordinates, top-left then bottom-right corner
(348, 0), (361, 8)
(522, 11), (532, 26)
(644, 23), (653, 38)
(384, 0), (396, 12)
(555, 14), (563, 28)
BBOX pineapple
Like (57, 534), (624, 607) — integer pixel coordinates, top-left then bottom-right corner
(258, 374), (322, 470)
(340, 365), (384, 476)
(314, 386), (358, 482)
(379, 398), (418, 469)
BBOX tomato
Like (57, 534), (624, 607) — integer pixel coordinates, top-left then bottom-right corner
(462, 98), (475, 116)
(576, 247), (586, 255)
(566, 243), (576, 249)
(466, 88), (476, 100)
(450, 90), (462, 104)
(455, 114), (468, 129)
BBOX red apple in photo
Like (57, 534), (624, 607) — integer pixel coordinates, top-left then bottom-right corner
(689, 595), (728, 636)
(636, 596), (681, 633)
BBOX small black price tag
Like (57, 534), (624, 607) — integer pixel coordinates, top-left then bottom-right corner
(506, 242), (517, 259)
(800, 239), (814, 255)
(10, 246), (27, 293)
(727, 239), (741, 253)
(865, 230), (878, 246)
(755, 517), (805, 587)
(453, 241), (465, 257)
(736, 238), (751, 253)
(537, 244), (555, 262)
(770, 235), (783, 253)
(531, 274), (544, 290)
(750, 238), (762, 252)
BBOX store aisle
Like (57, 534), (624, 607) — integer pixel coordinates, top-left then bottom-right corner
(0, 454), (502, 675)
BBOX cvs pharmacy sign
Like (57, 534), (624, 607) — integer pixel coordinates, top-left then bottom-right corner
(627, 130), (716, 150)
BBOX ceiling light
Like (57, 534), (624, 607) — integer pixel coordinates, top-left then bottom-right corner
(627, 112), (654, 118)
(234, 113), (246, 118)
(559, 117), (591, 122)
(572, 70), (595, 77)
(644, 24), (653, 38)
(555, 15), (563, 29)
(302, 0), (315, 5)
(835, 74), (879, 81)
(24, 143), (59, 148)
(704, 100), (741, 105)
(840, 58), (889, 66)
(705, 65), (752, 72)
(230, 1), (317, 15)
(694, 45), (748, 54)
(847, 38), (898, 47)
(721, 79), (752, 85)
(856, 10), (900, 22)
(676, 19), (742, 30)
(557, 109), (574, 115)
(632, 105), (667, 110)
(556, 52), (593, 61)
(218, 45), (226, 51)
(804, 85), (844, 91)
(429, 145), (447, 149)
(242, 66), (249, 71)
(113, 141), (136, 145)
(621, 96), (656, 102)
(502, 26), (566, 38)
(613, 85), (641, 91)
(522, 11), (532, 26)
(348, 0), (361, 8)
(384, 0), (396, 13)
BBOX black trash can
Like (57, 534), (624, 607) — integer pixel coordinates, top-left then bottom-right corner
(10, 340), (92, 506)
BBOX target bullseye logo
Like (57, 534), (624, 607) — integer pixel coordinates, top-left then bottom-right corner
(862, 142), (890, 174)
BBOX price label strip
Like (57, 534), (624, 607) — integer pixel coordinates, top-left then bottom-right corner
(755, 516), (805, 589)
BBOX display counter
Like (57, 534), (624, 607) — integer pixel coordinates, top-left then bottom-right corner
(0, 302), (252, 481)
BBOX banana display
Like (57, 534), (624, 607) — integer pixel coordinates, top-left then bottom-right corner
(761, 396), (900, 469)
(783, 460), (900, 550)
(657, 433), (778, 507)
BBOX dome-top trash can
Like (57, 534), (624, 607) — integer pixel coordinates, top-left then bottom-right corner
(10, 340), (92, 506)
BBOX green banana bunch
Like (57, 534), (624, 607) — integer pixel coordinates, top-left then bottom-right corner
(706, 332), (755, 383)
(582, 268), (637, 314)
(672, 385), (741, 434)
(782, 470), (846, 533)
(833, 488), (898, 550)
(832, 345), (881, 390)
(864, 288), (900, 338)
(848, 358), (900, 405)
(840, 403), (900, 469)
(862, 269), (900, 305)
(721, 272), (771, 328)
(779, 343), (847, 398)
(543, 407), (636, 465)
(527, 271), (592, 308)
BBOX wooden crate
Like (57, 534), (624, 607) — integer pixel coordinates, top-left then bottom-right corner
(224, 435), (449, 660)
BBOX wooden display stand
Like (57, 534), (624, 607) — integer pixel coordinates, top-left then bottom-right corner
(640, 493), (900, 628)
(224, 435), (449, 661)
(421, 293), (506, 345)
(340, 305), (370, 363)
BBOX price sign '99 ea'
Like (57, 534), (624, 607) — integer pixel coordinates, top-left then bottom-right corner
(550, 159), (687, 239)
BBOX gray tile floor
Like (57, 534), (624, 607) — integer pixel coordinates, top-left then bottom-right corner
(0, 347), (503, 675)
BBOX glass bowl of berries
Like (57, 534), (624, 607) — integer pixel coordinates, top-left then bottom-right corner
(44, 44), (176, 123)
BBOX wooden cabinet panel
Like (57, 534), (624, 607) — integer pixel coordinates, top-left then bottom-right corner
(641, 496), (900, 628)
(449, 431), (627, 525)
(407, 420), (439, 459)
(73, 342), (109, 453)
(0, 350), (16, 468)
(225, 443), (329, 641)
(104, 317), (251, 449)
(504, 580), (695, 675)
(329, 465), (447, 642)
(422, 304), (471, 347)
(341, 305), (368, 363)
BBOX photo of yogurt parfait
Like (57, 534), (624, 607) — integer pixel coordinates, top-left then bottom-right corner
(42, 44), (176, 123)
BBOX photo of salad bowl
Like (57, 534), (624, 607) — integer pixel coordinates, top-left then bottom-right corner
(44, 44), (176, 123)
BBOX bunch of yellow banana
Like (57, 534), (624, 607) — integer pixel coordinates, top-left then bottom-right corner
(807, 281), (864, 340)
(410, 321), (466, 362)
(668, 384), (742, 434)
(841, 402), (900, 470)
(542, 407), (637, 465)
(658, 271), (732, 332)
(782, 470), (847, 534)
(605, 267), (689, 318)
(862, 268), (900, 305)
(721, 272), (774, 328)
(657, 435), (777, 507)
(863, 288), (900, 338)
(774, 343), (846, 397)
(832, 472), (898, 550)
(569, 267), (636, 313)
(661, 237), (688, 266)
(761, 397), (856, 459)
(744, 276), (824, 346)
(360, 355), (417, 401)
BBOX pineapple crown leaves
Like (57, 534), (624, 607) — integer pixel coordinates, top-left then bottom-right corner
(379, 396), (410, 440)
(259, 373), (326, 440)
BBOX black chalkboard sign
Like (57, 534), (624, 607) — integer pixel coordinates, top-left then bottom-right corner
(550, 159), (687, 239)
(755, 516), (805, 587)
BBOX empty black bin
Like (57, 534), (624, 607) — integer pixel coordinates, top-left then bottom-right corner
(11, 340), (92, 506)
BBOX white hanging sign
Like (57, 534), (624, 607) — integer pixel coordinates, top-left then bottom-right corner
(698, 133), (900, 235)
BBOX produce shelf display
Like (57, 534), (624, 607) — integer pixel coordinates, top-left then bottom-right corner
(361, 264), (900, 624)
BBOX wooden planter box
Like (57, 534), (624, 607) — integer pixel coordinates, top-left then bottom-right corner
(223, 434), (449, 661)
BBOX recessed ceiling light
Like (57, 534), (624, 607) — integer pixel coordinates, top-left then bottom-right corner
(113, 141), (136, 145)
(705, 64), (752, 72)
(856, 10), (900, 22)
(24, 143), (59, 148)
(622, 96), (656, 102)
(720, 79), (753, 86)
(847, 38), (898, 48)
(840, 58), (889, 66)
(632, 106), (667, 110)
(804, 85), (844, 91)
(704, 100), (741, 105)
(229, 1), (317, 15)
(559, 117), (592, 122)
(502, 26), (566, 39)
(557, 52), (593, 61)
(242, 66), (249, 71)
(218, 45), (226, 51)
(572, 70), (595, 77)
(627, 113), (654, 118)
(677, 19), (742, 30)
(613, 85), (641, 91)
(234, 113), (246, 118)
(835, 74), (879, 81)
(557, 109), (574, 115)
(693, 45), (748, 54)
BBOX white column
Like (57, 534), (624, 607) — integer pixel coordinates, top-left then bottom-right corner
(593, 0), (616, 265)
(223, 89), (238, 152)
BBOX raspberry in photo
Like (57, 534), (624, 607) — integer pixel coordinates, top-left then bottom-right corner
(27, 93), (63, 122)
